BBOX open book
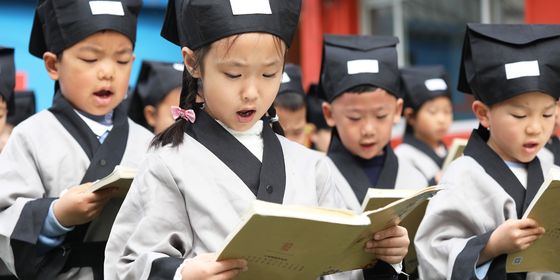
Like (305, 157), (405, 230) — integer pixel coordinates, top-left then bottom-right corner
(442, 138), (468, 170)
(506, 168), (560, 273)
(87, 165), (137, 197)
(361, 187), (438, 275)
(216, 186), (441, 280)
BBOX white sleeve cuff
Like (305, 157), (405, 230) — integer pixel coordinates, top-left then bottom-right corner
(173, 259), (190, 280)
(391, 261), (403, 274)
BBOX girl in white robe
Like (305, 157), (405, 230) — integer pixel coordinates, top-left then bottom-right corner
(104, 1), (410, 279)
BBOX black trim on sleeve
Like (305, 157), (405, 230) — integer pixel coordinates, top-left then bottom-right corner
(363, 261), (406, 280)
(450, 231), (492, 280)
(10, 197), (67, 280)
(148, 257), (184, 280)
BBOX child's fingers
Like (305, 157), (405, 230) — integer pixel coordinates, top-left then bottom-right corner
(212, 259), (248, 274)
(88, 188), (118, 202)
(214, 268), (244, 280)
(517, 218), (539, 229)
(519, 226), (546, 238)
(366, 235), (409, 249)
(373, 225), (407, 240)
(516, 235), (542, 249)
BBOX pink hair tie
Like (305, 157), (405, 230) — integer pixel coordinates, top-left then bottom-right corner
(171, 106), (196, 123)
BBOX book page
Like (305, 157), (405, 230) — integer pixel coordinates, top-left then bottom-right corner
(442, 138), (468, 170)
(361, 188), (424, 212)
(216, 213), (373, 279)
(87, 165), (136, 196)
(506, 168), (560, 272)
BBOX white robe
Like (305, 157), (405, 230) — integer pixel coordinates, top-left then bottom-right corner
(104, 109), (358, 280)
(395, 143), (443, 185)
(0, 96), (152, 280)
(415, 128), (560, 280)
(326, 132), (429, 279)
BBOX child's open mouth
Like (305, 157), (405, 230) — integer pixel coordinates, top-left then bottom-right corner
(93, 90), (114, 106)
(360, 143), (376, 150)
(237, 109), (256, 123)
(522, 142), (539, 153)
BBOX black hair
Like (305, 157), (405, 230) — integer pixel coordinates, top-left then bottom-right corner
(151, 35), (286, 148)
(274, 92), (306, 111)
(151, 47), (209, 148)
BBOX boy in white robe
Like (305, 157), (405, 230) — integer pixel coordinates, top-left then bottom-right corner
(395, 66), (453, 185)
(415, 23), (560, 280)
(319, 34), (428, 278)
(0, 1), (152, 279)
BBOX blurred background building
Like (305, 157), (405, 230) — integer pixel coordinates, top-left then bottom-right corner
(0, 0), (558, 123)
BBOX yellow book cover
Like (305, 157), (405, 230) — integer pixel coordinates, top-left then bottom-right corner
(442, 138), (468, 170)
(87, 165), (136, 197)
(506, 168), (560, 273)
(216, 186), (441, 280)
(360, 187), (439, 275)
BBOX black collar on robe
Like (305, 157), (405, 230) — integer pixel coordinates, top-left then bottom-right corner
(463, 126), (544, 218)
(545, 136), (560, 166)
(48, 91), (129, 183)
(327, 130), (398, 203)
(402, 132), (446, 168)
(185, 107), (286, 203)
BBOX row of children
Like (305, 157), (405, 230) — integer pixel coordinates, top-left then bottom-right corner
(0, 0), (559, 279)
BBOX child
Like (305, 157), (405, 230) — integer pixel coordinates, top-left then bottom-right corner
(274, 63), (308, 146)
(415, 23), (560, 280)
(307, 83), (332, 153)
(320, 34), (429, 212)
(0, 0), (152, 279)
(128, 60), (182, 134)
(0, 47), (15, 154)
(319, 34), (428, 278)
(395, 66), (453, 185)
(104, 1), (410, 279)
(0, 46), (16, 280)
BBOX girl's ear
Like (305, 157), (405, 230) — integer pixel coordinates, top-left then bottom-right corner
(43, 52), (60, 81)
(322, 102), (336, 128)
(472, 100), (491, 129)
(181, 47), (201, 78)
(393, 98), (404, 124)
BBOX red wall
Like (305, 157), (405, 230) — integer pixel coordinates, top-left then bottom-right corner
(299, 0), (359, 90)
(525, 0), (560, 23)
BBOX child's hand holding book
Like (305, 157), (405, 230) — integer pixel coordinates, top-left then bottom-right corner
(479, 218), (545, 265)
(180, 253), (248, 280)
(365, 225), (409, 265)
(53, 183), (117, 227)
